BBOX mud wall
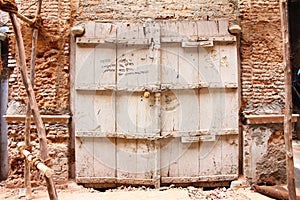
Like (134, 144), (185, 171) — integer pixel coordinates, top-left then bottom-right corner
(239, 0), (287, 184)
(73, 0), (238, 21)
(239, 0), (284, 110)
(243, 124), (286, 184)
(3, 0), (288, 187)
(3, 0), (72, 187)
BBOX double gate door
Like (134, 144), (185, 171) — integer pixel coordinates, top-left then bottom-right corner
(74, 21), (239, 187)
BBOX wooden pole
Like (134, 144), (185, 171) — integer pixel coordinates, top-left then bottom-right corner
(21, 149), (54, 178)
(253, 185), (300, 200)
(280, 0), (297, 199)
(24, 0), (42, 198)
(24, 110), (31, 200)
(9, 13), (58, 200)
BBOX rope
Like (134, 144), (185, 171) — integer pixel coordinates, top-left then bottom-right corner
(0, 0), (18, 14)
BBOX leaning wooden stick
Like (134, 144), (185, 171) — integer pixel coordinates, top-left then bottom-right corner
(280, 0), (297, 199)
(8, 11), (58, 200)
(24, 0), (43, 198)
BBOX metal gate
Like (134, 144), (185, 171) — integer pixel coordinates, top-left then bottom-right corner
(74, 20), (239, 187)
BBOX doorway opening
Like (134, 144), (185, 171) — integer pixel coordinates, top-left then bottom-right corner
(289, 0), (300, 139)
(0, 32), (9, 181)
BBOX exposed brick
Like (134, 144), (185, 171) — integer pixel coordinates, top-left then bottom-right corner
(2, 0), (287, 188)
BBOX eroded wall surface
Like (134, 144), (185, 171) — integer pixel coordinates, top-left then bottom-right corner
(4, 0), (72, 187)
(3, 0), (288, 187)
(239, 0), (287, 184)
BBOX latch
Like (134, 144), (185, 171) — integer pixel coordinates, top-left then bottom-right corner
(182, 41), (214, 48)
(181, 135), (216, 143)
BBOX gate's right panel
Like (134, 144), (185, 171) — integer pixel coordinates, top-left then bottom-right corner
(160, 20), (239, 184)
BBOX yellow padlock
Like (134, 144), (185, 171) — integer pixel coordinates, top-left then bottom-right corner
(143, 91), (150, 98)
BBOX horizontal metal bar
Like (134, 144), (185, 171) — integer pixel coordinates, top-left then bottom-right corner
(161, 83), (203, 90)
(76, 37), (106, 44)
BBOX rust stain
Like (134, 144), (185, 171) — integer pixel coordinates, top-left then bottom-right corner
(220, 56), (229, 67)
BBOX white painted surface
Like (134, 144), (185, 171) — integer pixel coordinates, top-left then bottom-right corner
(74, 21), (239, 185)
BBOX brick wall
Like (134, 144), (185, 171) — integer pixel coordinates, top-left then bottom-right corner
(73, 0), (238, 21)
(3, 0), (288, 187)
(9, 0), (71, 113)
(239, 0), (284, 113)
(6, 122), (69, 187)
(3, 0), (72, 187)
(239, 0), (287, 184)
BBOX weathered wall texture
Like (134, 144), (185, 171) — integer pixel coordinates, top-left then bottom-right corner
(239, 0), (286, 184)
(243, 125), (286, 184)
(239, 0), (284, 112)
(4, 0), (72, 187)
(73, 0), (238, 21)
(6, 122), (69, 187)
(3, 0), (288, 187)
(9, 0), (71, 112)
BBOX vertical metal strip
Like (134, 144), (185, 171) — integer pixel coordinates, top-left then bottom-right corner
(153, 22), (161, 188)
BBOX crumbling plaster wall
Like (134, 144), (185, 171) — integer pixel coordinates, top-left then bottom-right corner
(72, 0), (238, 21)
(239, 0), (287, 184)
(5, 0), (72, 187)
(4, 0), (288, 187)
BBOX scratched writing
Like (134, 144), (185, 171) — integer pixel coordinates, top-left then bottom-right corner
(102, 58), (150, 76)
(102, 63), (116, 73)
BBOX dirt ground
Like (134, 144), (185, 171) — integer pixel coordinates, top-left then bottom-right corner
(0, 180), (275, 200)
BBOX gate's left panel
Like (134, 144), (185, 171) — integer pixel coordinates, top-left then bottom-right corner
(74, 22), (117, 187)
